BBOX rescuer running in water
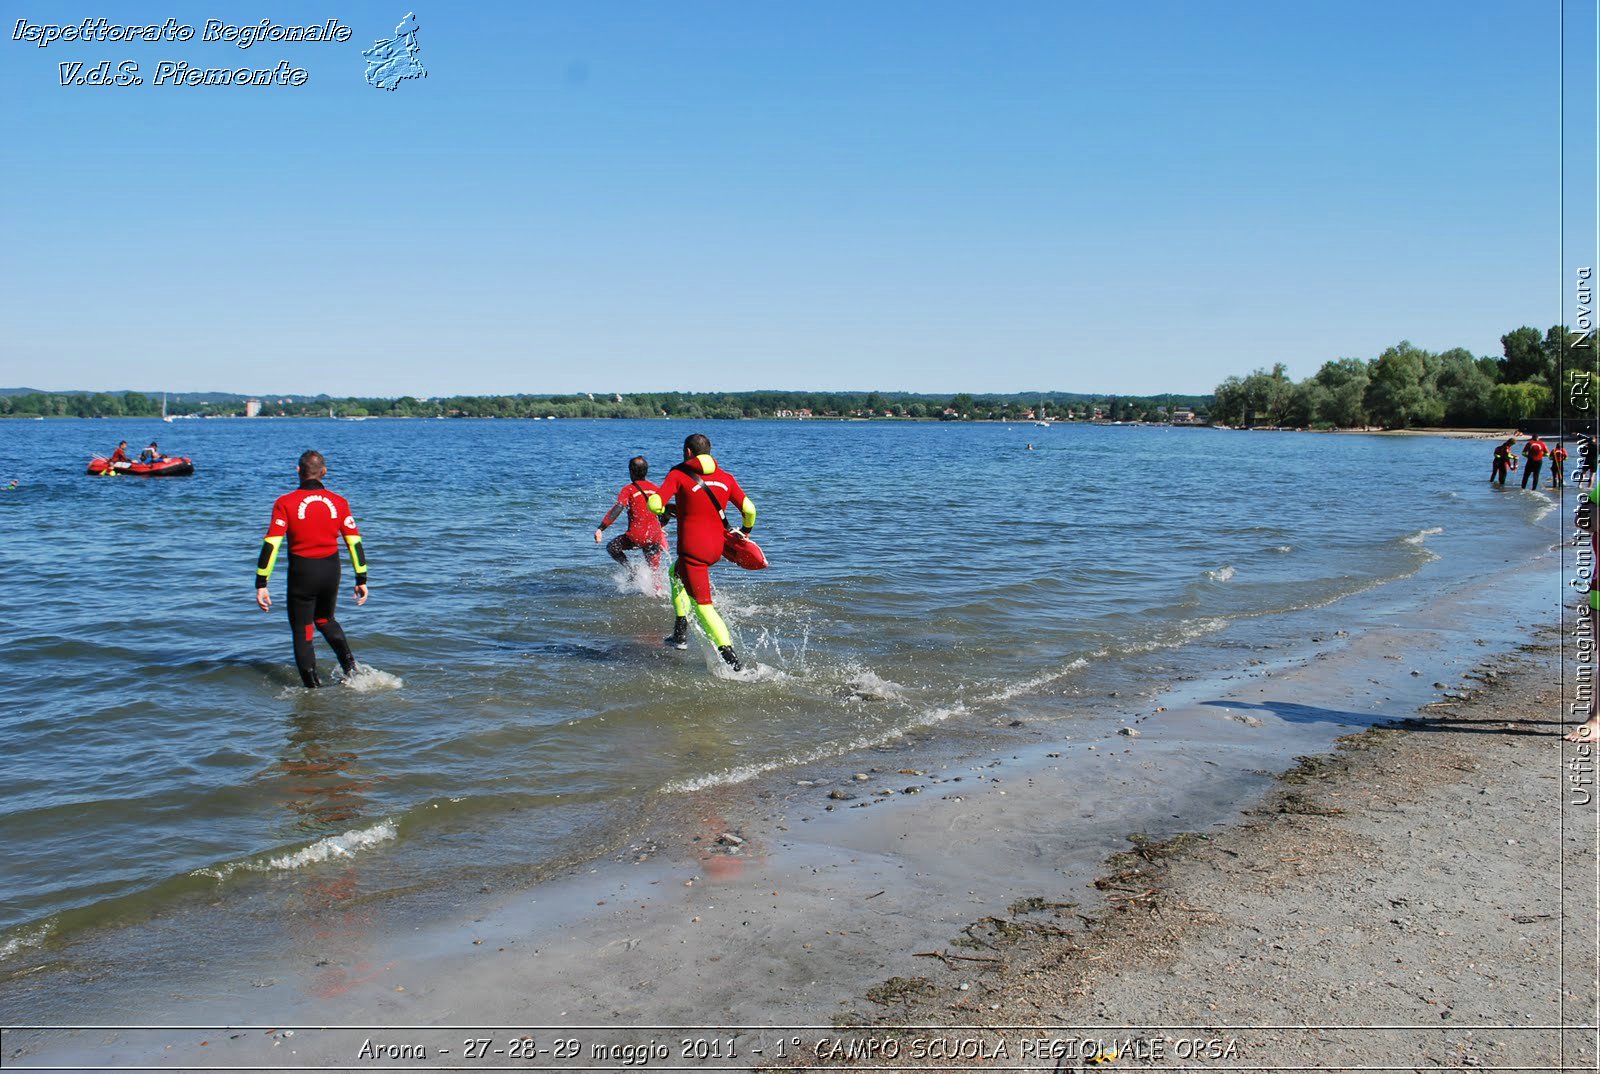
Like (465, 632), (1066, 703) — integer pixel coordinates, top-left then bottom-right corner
(254, 450), (368, 687)
(594, 456), (668, 588)
(650, 433), (756, 671)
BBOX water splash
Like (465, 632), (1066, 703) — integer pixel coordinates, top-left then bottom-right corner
(342, 665), (403, 692)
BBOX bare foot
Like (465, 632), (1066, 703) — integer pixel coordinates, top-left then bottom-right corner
(1564, 717), (1599, 743)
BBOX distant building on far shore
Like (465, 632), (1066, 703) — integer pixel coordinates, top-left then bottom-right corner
(1170, 407), (1198, 424)
(245, 398), (261, 418)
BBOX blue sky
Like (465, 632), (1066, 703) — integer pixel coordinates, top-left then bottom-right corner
(1, 1), (1593, 397)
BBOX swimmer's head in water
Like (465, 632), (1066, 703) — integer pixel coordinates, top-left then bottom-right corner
(298, 450), (328, 481)
(629, 456), (648, 480)
(683, 433), (711, 458)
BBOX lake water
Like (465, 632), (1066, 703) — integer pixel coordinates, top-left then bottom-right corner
(0, 418), (1560, 978)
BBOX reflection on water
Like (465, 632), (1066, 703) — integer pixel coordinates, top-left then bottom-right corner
(266, 708), (392, 999)
(265, 709), (385, 834)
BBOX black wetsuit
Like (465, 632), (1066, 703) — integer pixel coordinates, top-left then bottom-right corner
(286, 553), (356, 687)
(258, 481), (367, 688)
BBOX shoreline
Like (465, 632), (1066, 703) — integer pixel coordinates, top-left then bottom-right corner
(4, 534), (1578, 1070)
(801, 635), (1597, 1072)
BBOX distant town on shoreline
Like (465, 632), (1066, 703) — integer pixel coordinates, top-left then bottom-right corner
(1, 388), (1209, 424)
(3, 323), (1590, 429)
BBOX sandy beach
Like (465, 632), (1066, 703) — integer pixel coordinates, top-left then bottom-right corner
(799, 636), (1598, 1072)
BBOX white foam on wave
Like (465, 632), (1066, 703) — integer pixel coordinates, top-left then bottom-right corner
(192, 820), (398, 880)
(266, 821), (398, 869)
(1269, 545), (1293, 554)
(1402, 526), (1444, 545)
(0, 922), (54, 963)
(662, 705), (968, 793)
(986, 657), (1089, 703)
(1206, 565), (1237, 582)
(1084, 618), (1231, 662)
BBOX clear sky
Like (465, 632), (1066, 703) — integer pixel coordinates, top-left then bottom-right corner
(1, 1), (1594, 397)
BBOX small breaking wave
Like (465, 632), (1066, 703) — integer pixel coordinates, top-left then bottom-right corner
(1205, 565), (1237, 582)
(662, 705), (967, 793)
(1087, 618), (1231, 661)
(1268, 545), (1293, 554)
(1402, 527), (1444, 545)
(0, 922), (54, 963)
(986, 658), (1089, 704)
(192, 820), (398, 880)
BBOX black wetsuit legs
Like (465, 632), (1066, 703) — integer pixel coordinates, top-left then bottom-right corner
(1522, 460), (1543, 490)
(286, 553), (356, 687)
(607, 533), (663, 569)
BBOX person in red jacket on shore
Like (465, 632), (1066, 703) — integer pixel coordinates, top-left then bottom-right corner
(254, 450), (369, 688)
(650, 433), (756, 670)
(594, 456), (668, 591)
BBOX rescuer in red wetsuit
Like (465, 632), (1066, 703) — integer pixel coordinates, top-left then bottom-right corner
(107, 441), (130, 465)
(650, 433), (756, 670)
(254, 450), (369, 688)
(594, 456), (667, 576)
(1521, 435), (1548, 490)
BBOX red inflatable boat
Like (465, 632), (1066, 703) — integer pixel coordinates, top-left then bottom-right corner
(88, 456), (195, 477)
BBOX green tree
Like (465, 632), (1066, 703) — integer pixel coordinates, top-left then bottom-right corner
(1309, 358), (1370, 427)
(1210, 376), (1246, 425)
(1501, 326), (1547, 384)
(1434, 348), (1495, 425)
(1489, 381), (1552, 424)
(1364, 342), (1443, 427)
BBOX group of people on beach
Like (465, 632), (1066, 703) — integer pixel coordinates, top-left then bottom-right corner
(1489, 433), (1595, 490)
(252, 432), (758, 688)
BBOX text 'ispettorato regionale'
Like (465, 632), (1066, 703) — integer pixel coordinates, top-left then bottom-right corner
(13, 18), (354, 87)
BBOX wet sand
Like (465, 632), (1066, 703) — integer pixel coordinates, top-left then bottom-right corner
(796, 638), (1598, 1072)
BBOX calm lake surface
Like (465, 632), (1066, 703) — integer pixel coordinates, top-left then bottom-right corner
(0, 418), (1559, 968)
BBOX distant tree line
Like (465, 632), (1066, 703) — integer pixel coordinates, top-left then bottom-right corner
(1211, 325), (1594, 429)
(0, 388), (1211, 423)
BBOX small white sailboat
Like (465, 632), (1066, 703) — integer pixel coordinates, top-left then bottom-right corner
(162, 392), (174, 423)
